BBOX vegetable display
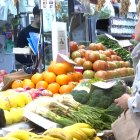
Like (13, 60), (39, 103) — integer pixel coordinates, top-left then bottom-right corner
(97, 35), (132, 63)
(71, 80), (127, 117)
(35, 95), (116, 131)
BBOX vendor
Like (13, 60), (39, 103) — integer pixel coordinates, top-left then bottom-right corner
(15, 5), (40, 67)
(114, 15), (140, 112)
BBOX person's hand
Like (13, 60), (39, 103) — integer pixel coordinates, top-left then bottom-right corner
(114, 93), (131, 110)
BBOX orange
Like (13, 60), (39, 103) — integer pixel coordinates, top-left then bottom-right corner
(36, 81), (48, 89)
(62, 62), (74, 73)
(43, 71), (56, 84)
(47, 61), (56, 72)
(47, 82), (60, 94)
(22, 79), (35, 88)
(56, 74), (69, 86)
(31, 73), (43, 84)
(59, 85), (72, 94)
(67, 72), (75, 82)
(74, 72), (83, 82)
(53, 63), (67, 75)
(11, 80), (23, 89)
(68, 82), (77, 89)
(72, 72), (83, 82)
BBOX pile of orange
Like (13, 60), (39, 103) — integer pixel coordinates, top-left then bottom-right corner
(11, 61), (83, 94)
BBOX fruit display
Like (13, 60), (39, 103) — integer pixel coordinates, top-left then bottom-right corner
(70, 41), (134, 80)
(0, 89), (32, 126)
(0, 123), (101, 140)
(0, 90), (32, 110)
(4, 107), (24, 125)
(11, 62), (81, 94)
(97, 35), (132, 62)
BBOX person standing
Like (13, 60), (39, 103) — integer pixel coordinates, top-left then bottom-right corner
(114, 15), (140, 112)
(15, 5), (40, 67)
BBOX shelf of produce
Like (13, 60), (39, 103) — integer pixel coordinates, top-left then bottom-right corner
(107, 75), (134, 82)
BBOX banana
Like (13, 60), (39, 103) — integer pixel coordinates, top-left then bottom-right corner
(80, 128), (97, 139)
(72, 123), (92, 129)
(5, 137), (20, 140)
(44, 135), (63, 140)
(93, 136), (101, 140)
(6, 130), (37, 140)
(63, 126), (88, 140)
(0, 137), (6, 140)
(0, 137), (20, 140)
(43, 128), (72, 140)
(29, 135), (61, 140)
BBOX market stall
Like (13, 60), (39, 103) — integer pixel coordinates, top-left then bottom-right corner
(0, 0), (139, 140)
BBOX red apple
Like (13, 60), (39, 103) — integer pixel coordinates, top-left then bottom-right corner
(70, 41), (78, 52)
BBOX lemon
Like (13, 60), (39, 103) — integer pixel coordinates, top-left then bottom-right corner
(20, 92), (32, 105)
(4, 110), (13, 125)
(0, 96), (10, 110)
(14, 94), (26, 107)
(8, 95), (17, 108)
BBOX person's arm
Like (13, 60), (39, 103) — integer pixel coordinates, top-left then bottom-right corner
(135, 15), (140, 42)
(128, 93), (140, 112)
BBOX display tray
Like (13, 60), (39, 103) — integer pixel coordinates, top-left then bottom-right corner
(107, 75), (134, 82)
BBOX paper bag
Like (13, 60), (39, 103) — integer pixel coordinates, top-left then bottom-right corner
(112, 109), (140, 140)
(2, 70), (32, 91)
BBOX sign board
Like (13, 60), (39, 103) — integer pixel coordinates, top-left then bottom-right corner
(56, 53), (76, 65)
(42, 0), (56, 32)
(52, 22), (68, 61)
(118, 40), (133, 48)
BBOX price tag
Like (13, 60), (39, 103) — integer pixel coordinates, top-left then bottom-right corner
(105, 33), (118, 42)
(92, 81), (116, 89)
(118, 40), (133, 48)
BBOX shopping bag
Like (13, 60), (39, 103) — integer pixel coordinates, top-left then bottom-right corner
(112, 109), (140, 140)
(2, 70), (32, 91)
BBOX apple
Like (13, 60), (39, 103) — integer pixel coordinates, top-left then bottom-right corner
(30, 92), (39, 99)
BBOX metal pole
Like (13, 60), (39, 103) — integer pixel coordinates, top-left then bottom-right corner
(40, 8), (45, 71)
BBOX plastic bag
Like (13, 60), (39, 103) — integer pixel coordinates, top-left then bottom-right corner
(8, 0), (17, 16)
(98, 0), (115, 19)
(0, 0), (9, 21)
